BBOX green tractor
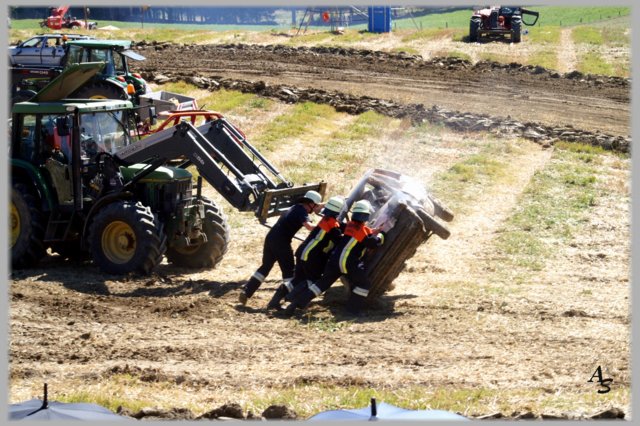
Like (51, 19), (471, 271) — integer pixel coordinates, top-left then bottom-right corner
(11, 39), (150, 105)
(10, 63), (324, 274)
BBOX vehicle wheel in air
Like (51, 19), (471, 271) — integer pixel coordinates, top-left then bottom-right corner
(416, 208), (451, 240)
(511, 18), (521, 43)
(73, 83), (127, 100)
(11, 183), (46, 269)
(166, 197), (230, 269)
(89, 201), (166, 274)
(469, 19), (480, 42)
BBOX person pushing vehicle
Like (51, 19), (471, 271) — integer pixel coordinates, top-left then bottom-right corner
(267, 196), (347, 311)
(279, 199), (385, 317)
(238, 190), (323, 306)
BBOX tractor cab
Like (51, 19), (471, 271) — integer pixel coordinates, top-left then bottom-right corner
(64, 39), (150, 100)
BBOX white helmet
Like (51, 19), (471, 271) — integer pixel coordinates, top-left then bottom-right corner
(352, 199), (372, 215)
(351, 199), (372, 222)
(322, 196), (344, 215)
(301, 190), (322, 204)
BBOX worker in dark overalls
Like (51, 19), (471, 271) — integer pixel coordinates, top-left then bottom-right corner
(266, 196), (346, 311)
(280, 199), (384, 317)
(238, 190), (323, 306)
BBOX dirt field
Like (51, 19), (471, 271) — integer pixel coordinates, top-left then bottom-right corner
(9, 35), (630, 420)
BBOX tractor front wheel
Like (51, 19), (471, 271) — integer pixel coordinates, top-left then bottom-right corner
(166, 198), (230, 269)
(511, 18), (522, 43)
(74, 83), (127, 100)
(89, 201), (166, 274)
(11, 183), (46, 269)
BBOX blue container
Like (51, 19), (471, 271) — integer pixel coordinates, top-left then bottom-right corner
(368, 6), (391, 33)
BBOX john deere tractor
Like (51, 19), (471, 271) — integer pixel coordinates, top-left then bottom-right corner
(10, 63), (324, 274)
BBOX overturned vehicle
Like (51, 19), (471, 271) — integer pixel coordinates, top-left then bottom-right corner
(339, 169), (453, 299)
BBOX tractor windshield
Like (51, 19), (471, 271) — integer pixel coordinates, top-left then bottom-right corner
(79, 110), (131, 158)
(66, 46), (116, 76)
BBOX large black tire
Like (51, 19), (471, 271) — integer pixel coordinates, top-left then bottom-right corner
(469, 18), (480, 42)
(11, 183), (46, 269)
(416, 208), (451, 240)
(511, 18), (522, 43)
(166, 198), (230, 269)
(89, 201), (166, 274)
(73, 83), (127, 100)
(429, 195), (455, 222)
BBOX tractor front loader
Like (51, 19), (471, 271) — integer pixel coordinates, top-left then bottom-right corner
(10, 62), (324, 275)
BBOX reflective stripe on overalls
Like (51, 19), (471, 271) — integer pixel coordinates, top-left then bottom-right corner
(301, 216), (340, 262)
(338, 222), (371, 274)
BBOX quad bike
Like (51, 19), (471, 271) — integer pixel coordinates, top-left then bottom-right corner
(469, 6), (539, 43)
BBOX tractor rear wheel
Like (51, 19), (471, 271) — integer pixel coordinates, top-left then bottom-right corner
(511, 18), (522, 43)
(11, 183), (46, 268)
(469, 18), (480, 42)
(166, 198), (230, 269)
(89, 201), (166, 274)
(74, 83), (127, 100)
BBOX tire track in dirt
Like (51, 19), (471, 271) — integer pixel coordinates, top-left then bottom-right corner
(558, 28), (578, 73)
(423, 140), (553, 286)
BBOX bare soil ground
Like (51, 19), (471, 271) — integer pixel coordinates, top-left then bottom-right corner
(9, 38), (630, 419)
(136, 43), (629, 137)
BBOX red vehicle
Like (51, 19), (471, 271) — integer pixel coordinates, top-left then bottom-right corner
(40, 5), (97, 30)
(469, 5), (538, 43)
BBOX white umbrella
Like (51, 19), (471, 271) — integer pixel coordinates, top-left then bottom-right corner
(308, 398), (468, 421)
(9, 384), (127, 421)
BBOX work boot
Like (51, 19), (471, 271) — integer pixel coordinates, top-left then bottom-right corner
(238, 272), (264, 306)
(285, 280), (312, 303)
(345, 293), (367, 316)
(275, 301), (299, 318)
(266, 285), (287, 311)
(237, 291), (248, 306)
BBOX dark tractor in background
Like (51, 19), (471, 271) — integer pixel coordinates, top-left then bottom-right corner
(469, 6), (539, 43)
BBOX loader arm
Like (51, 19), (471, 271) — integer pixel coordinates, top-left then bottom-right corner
(115, 118), (325, 222)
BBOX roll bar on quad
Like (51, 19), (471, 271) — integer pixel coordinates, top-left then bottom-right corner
(115, 114), (325, 223)
(519, 7), (539, 26)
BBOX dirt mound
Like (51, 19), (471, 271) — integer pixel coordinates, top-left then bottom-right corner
(134, 42), (629, 138)
(144, 71), (630, 153)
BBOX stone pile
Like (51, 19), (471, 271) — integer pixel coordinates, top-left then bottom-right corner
(145, 71), (630, 154)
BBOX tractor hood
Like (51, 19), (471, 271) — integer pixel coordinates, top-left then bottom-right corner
(31, 62), (105, 102)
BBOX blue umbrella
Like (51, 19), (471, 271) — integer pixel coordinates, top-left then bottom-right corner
(9, 384), (127, 421)
(309, 398), (468, 421)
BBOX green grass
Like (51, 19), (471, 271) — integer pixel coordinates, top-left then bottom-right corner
(430, 139), (516, 215)
(572, 26), (603, 45)
(572, 25), (630, 47)
(283, 110), (390, 192)
(528, 49), (558, 70)
(576, 51), (614, 76)
(391, 6), (629, 30)
(391, 46), (419, 55)
(529, 6), (629, 27)
(54, 382), (630, 419)
(526, 27), (561, 44)
(252, 102), (336, 152)
(494, 143), (602, 273)
(401, 28), (458, 42)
